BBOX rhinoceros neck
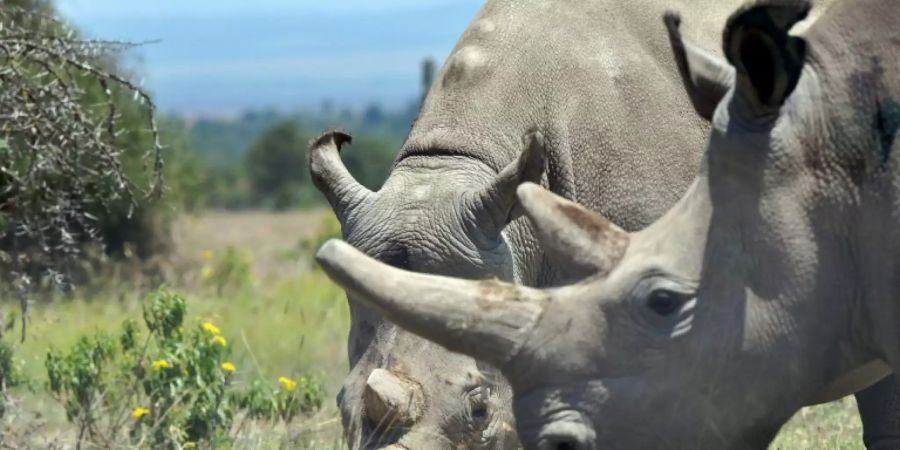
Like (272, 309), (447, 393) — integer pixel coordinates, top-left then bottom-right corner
(803, 0), (900, 369)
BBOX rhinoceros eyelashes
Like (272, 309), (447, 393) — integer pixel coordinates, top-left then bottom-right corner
(308, 129), (374, 225)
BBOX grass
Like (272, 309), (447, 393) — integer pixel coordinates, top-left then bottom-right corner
(772, 397), (862, 449)
(5, 210), (349, 448)
(3, 210), (869, 449)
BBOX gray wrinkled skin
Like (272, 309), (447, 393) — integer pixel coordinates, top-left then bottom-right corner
(314, 0), (900, 448)
(312, 1), (749, 448)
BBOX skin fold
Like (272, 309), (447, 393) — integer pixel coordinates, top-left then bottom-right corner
(309, 0), (757, 448)
(314, 0), (900, 448)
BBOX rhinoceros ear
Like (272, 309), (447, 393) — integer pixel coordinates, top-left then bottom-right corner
(468, 131), (545, 245)
(517, 183), (629, 280)
(723, 0), (810, 117)
(664, 12), (734, 121)
(309, 129), (374, 225)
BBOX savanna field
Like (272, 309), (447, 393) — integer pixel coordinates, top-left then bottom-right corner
(0, 211), (866, 449)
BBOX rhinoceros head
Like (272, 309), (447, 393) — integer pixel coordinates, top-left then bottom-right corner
(315, 1), (896, 448)
(310, 129), (544, 449)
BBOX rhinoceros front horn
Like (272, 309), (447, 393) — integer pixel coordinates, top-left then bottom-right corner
(315, 239), (546, 367)
(364, 369), (424, 428)
(308, 129), (374, 223)
(467, 131), (546, 243)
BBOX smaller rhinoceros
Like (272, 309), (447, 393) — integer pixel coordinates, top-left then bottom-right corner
(314, 0), (900, 448)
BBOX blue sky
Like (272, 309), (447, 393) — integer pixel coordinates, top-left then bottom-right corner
(56, 1), (482, 116)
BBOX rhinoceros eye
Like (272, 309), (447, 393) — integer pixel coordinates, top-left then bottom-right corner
(645, 289), (689, 317)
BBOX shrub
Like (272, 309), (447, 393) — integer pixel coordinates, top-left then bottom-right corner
(44, 288), (323, 449)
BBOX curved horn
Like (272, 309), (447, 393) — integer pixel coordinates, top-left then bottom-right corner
(315, 239), (545, 367)
(364, 369), (424, 428)
(518, 183), (629, 280)
(468, 131), (546, 242)
(308, 129), (374, 222)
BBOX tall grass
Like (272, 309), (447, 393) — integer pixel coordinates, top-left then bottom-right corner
(5, 211), (350, 448)
(3, 211), (869, 448)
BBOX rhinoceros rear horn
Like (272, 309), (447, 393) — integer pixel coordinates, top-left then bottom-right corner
(517, 183), (629, 280)
(364, 369), (424, 428)
(308, 129), (373, 223)
(468, 131), (546, 244)
(315, 239), (546, 367)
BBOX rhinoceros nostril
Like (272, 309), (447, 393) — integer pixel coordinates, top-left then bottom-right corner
(364, 368), (424, 428)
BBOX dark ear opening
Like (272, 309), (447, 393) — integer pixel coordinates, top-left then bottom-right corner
(723, 1), (810, 115)
(740, 30), (778, 103)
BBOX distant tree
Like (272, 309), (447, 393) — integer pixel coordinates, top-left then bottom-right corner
(340, 133), (402, 190)
(244, 120), (308, 209)
(362, 103), (385, 128)
(421, 57), (436, 105)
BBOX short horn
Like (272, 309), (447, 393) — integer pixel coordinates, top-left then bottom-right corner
(308, 129), (374, 222)
(467, 131), (545, 243)
(364, 369), (424, 428)
(316, 239), (545, 367)
(518, 183), (629, 280)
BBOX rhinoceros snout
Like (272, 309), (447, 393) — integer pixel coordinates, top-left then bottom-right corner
(364, 368), (425, 428)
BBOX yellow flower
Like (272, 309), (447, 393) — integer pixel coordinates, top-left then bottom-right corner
(278, 376), (296, 392)
(151, 359), (171, 371)
(201, 322), (221, 335)
(131, 407), (150, 419)
(201, 249), (213, 262)
(211, 335), (227, 347)
(221, 361), (236, 373)
(200, 266), (214, 281)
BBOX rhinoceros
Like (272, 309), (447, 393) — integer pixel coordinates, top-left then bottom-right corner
(309, 0), (743, 447)
(315, 0), (900, 448)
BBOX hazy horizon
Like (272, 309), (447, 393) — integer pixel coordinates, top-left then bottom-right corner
(56, 0), (482, 117)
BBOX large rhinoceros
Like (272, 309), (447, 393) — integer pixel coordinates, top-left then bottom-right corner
(310, 0), (737, 447)
(315, 0), (900, 449)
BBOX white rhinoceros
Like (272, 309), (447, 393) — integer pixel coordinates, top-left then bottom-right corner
(314, 0), (900, 448)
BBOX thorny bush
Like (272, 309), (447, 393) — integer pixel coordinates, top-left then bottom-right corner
(0, 2), (164, 329)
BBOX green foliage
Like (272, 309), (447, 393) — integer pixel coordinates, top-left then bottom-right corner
(199, 246), (255, 296)
(244, 120), (311, 210)
(186, 110), (405, 211)
(43, 288), (324, 449)
(0, 314), (27, 418)
(189, 110), (285, 167)
(232, 375), (324, 422)
(290, 212), (342, 269)
(0, 0), (204, 288)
